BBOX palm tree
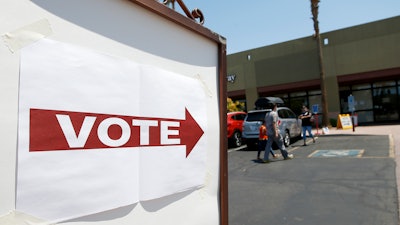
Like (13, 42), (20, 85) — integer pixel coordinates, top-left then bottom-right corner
(311, 0), (330, 127)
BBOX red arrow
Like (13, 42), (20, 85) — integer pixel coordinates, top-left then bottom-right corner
(29, 108), (204, 157)
(180, 108), (204, 157)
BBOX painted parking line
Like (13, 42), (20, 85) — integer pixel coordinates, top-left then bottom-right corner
(228, 145), (247, 153)
(308, 149), (365, 158)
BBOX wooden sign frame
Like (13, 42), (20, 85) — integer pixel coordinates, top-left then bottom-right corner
(0, 0), (227, 224)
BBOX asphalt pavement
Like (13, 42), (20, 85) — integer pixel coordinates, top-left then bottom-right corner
(228, 124), (400, 225)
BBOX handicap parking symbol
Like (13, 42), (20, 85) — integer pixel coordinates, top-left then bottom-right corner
(309, 150), (364, 158)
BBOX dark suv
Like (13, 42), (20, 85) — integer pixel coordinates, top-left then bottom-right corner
(227, 111), (247, 147)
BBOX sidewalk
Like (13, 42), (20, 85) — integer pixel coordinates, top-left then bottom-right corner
(315, 124), (400, 220)
(315, 124), (400, 136)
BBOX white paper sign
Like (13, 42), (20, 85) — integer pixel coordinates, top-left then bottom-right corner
(17, 39), (207, 222)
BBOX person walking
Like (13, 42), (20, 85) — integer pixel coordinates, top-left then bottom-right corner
(257, 121), (276, 160)
(299, 105), (316, 146)
(263, 103), (293, 163)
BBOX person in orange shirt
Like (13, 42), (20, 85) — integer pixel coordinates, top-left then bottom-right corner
(257, 120), (276, 160)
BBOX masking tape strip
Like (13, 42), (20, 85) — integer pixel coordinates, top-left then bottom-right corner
(0, 210), (52, 225)
(196, 74), (213, 97)
(199, 171), (212, 199)
(2, 19), (52, 53)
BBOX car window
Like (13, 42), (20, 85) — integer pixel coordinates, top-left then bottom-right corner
(278, 109), (287, 119)
(286, 109), (297, 119)
(246, 111), (267, 122)
(235, 114), (246, 121)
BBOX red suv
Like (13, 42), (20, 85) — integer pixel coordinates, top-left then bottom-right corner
(227, 111), (247, 147)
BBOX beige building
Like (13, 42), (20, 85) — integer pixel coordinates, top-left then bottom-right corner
(227, 16), (400, 125)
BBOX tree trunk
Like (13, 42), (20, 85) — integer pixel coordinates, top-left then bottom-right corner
(311, 0), (330, 127)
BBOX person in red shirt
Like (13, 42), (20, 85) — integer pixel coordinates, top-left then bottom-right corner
(257, 120), (276, 160)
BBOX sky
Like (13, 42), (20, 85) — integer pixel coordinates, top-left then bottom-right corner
(176, 0), (400, 54)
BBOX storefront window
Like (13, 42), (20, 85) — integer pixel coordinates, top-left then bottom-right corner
(339, 80), (400, 124)
(308, 90), (321, 95)
(270, 90), (322, 115)
(357, 111), (374, 123)
(353, 84), (371, 90)
(290, 91), (307, 97)
(339, 86), (350, 91)
(289, 97), (307, 115)
(352, 89), (372, 110)
(339, 90), (353, 113)
(272, 93), (289, 106)
(374, 86), (398, 121)
(273, 93), (288, 98)
(373, 81), (396, 88)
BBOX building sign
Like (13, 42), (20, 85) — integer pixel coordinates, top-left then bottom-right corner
(227, 74), (236, 83)
(312, 104), (319, 114)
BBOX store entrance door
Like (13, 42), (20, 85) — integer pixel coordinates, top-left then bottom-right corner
(373, 86), (399, 122)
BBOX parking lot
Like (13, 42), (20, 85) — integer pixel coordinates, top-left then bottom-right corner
(228, 127), (399, 225)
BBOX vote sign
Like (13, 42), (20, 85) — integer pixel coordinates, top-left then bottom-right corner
(17, 39), (207, 221)
(29, 108), (203, 157)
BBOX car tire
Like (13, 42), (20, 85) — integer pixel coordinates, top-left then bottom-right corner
(283, 130), (291, 147)
(230, 131), (242, 148)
